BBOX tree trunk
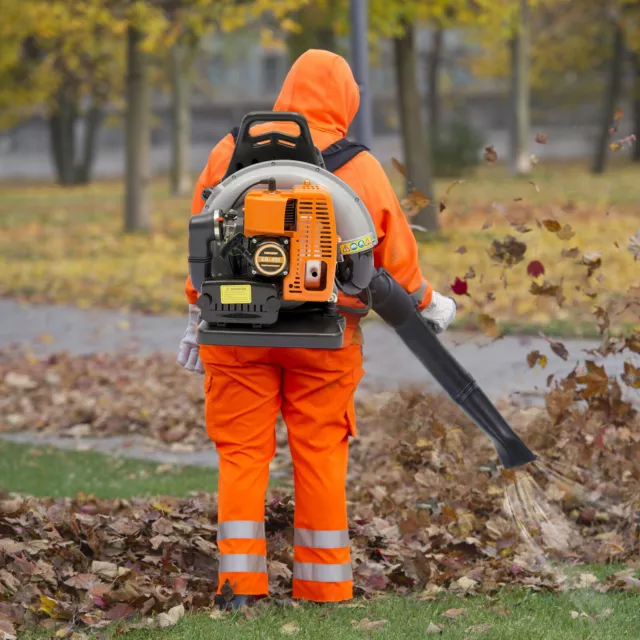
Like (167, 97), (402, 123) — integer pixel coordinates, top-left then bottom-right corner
(509, 0), (532, 175)
(124, 26), (152, 233)
(393, 23), (439, 232)
(48, 84), (77, 185)
(592, 22), (624, 174)
(170, 43), (192, 196)
(427, 25), (444, 147)
(75, 104), (103, 184)
(632, 54), (640, 162)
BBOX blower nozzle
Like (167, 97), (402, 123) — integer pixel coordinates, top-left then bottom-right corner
(367, 268), (536, 470)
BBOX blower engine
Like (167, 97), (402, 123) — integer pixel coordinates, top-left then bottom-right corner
(188, 111), (537, 470)
(188, 111), (377, 349)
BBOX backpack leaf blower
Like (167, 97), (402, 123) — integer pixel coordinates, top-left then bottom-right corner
(188, 111), (536, 470)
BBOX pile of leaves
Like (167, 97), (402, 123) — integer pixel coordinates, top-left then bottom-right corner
(0, 347), (211, 450)
(1, 335), (639, 637)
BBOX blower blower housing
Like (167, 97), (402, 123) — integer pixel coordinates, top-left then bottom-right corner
(188, 111), (378, 349)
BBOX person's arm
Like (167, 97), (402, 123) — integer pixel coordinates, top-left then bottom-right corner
(356, 155), (433, 311)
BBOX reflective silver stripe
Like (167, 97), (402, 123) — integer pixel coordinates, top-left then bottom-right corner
(219, 554), (267, 573)
(293, 562), (353, 583)
(217, 521), (265, 541)
(411, 279), (428, 303)
(294, 528), (350, 549)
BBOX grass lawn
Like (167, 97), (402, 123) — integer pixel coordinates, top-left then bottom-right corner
(0, 160), (638, 337)
(0, 439), (219, 499)
(18, 579), (640, 639)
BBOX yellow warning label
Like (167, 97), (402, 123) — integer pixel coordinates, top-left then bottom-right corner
(220, 284), (252, 304)
(340, 234), (373, 255)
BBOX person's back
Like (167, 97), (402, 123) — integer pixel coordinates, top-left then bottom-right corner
(178, 49), (456, 608)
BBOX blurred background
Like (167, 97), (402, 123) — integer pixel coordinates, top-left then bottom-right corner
(1, 0), (638, 192)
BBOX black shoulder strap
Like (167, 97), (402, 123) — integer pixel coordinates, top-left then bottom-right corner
(321, 139), (369, 173)
(228, 126), (368, 174)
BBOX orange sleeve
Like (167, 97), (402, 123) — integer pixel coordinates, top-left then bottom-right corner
(184, 135), (236, 305)
(348, 154), (433, 311)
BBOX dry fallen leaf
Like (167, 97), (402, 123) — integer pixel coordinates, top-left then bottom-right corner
(629, 230), (640, 260)
(484, 145), (498, 163)
(561, 247), (580, 259)
(527, 260), (545, 278)
(456, 576), (479, 591)
(488, 236), (527, 266)
(446, 179), (465, 195)
(281, 622), (300, 634)
(353, 618), (388, 631)
(442, 608), (467, 620)
(556, 224), (575, 240)
(451, 277), (469, 296)
(478, 314), (500, 339)
(469, 624), (493, 633)
(621, 362), (640, 388)
(426, 622), (443, 634)
(90, 561), (118, 580)
(156, 604), (185, 629)
(526, 350), (548, 369)
(391, 157), (407, 177)
(542, 219), (562, 232)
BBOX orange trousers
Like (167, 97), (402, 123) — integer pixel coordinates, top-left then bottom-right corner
(202, 343), (364, 603)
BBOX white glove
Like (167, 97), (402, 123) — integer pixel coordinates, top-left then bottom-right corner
(421, 291), (457, 334)
(177, 304), (204, 374)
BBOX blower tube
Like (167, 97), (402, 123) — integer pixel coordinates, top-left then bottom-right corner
(368, 268), (536, 470)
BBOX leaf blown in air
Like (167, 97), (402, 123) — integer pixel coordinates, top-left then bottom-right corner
(484, 145), (498, 163)
(451, 277), (469, 296)
(527, 261), (545, 278)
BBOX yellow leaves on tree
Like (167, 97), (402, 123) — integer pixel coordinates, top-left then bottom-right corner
(0, 0), (128, 126)
(0, 0), (308, 128)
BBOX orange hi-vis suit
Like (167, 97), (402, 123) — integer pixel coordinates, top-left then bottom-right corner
(185, 50), (434, 603)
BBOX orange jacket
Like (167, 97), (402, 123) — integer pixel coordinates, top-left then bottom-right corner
(185, 49), (433, 346)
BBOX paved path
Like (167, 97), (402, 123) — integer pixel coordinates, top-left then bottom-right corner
(1, 298), (635, 468)
(0, 298), (631, 400)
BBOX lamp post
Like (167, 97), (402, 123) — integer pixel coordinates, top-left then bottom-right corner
(349, 0), (373, 149)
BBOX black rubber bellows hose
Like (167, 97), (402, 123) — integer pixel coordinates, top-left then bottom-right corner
(367, 268), (536, 470)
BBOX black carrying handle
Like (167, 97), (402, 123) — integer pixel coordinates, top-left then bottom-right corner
(222, 111), (322, 180)
(236, 111), (315, 148)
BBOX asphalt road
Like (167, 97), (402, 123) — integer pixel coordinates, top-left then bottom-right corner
(0, 298), (630, 401)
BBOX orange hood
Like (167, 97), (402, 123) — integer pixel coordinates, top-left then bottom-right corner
(273, 49), (360, 139)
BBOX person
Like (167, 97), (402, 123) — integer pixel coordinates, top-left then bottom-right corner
(177, 49), (456, 608)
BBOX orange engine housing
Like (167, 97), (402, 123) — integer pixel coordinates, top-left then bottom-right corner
(243, 182), (338, 303)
